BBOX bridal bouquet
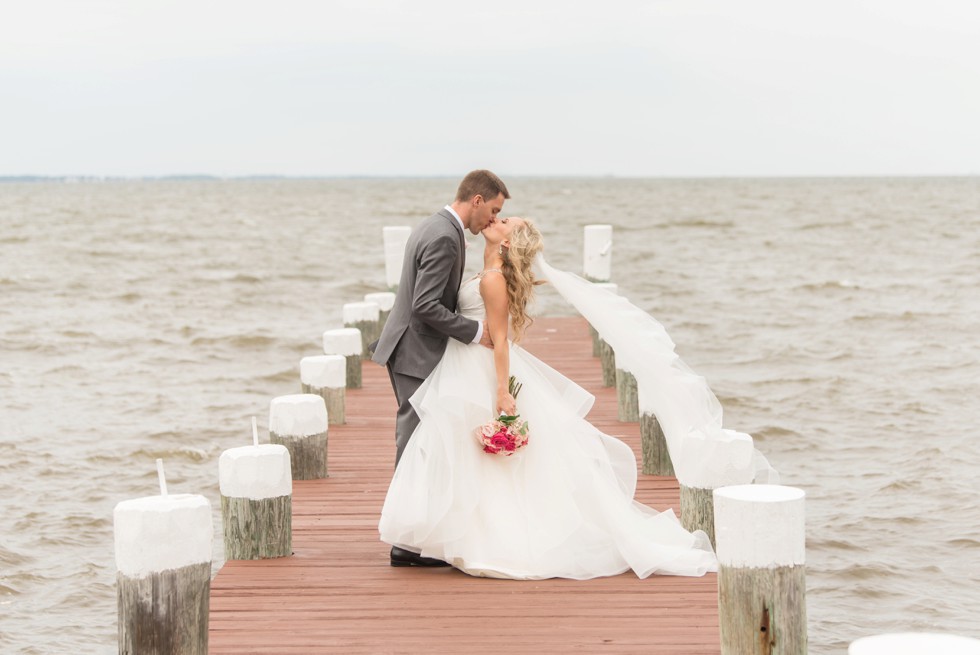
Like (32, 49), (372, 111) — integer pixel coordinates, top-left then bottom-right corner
(474, 376), (529, 456)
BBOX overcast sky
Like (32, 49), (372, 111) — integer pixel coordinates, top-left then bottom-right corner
(2, 0), (978, 177)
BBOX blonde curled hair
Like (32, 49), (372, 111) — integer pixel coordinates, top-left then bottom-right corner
(500, 218), (545, 342)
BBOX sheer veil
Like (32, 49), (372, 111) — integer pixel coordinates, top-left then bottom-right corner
(534, 255), (779, 489)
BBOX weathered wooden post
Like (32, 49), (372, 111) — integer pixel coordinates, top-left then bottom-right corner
(583, 224), (613, 282)
(383, 226), (412, 290)
(365, 291), (396, 335)
(679, 430), (755, 547)
(322, 327), (363, 389)
(615, 353), (639, 422)
(638, 383), (673, 476)
(715, 484), (807, 655)
(613, 307), (646, 422)
(596, 295), (633, 388)
(343, 300), (381, 357)
(588, 282), (617, 356)
(114, 460), (212, 655)
(300, 354), (347, 424)
(850, 633), (980, 654)
(680, 484), (717, 546)
(269, 394), (329, 480)
(219, 418), (292, 560)
(597, 338), (616, 387)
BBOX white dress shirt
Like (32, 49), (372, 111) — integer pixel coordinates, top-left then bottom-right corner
(444, 204), (483, 345)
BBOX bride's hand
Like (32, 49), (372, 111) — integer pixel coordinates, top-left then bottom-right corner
(496, 391), (517, 416)
(479, 320), (494, 349)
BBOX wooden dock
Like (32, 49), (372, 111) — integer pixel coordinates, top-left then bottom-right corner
(209, 316), (720, 654)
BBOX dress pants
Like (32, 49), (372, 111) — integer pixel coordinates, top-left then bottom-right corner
(386, 365), (425, 467)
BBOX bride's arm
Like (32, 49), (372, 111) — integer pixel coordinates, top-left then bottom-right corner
(480, 273), (516, 416)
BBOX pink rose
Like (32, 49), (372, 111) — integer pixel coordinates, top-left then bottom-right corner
(490, 434), (510, 449)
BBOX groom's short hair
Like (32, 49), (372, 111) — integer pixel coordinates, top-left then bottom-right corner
(456, 170), (510, 203)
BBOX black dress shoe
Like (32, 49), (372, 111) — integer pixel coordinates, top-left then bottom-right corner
(390, 546), (450, 568)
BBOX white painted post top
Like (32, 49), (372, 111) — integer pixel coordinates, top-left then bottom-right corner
(219, 444), (292, 500)
(322, 327), (362, 356)
(583, 224), (613, 281)
(364, 291), (396, 312)
(714, 484), (805, 568)
(113, 493), (213, 577)
(343, 301), (380, 323)
(300, 355), (347, 389)
(269, 394), (328, 436)
(675, 429), (756, 489)
(850, 633), (980, 654)
(383, 226), (412, 288)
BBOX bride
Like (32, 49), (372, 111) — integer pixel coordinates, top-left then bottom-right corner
(378, 217), (717, 580)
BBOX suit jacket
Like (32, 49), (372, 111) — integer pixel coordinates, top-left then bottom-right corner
(371, 209), (480, 379)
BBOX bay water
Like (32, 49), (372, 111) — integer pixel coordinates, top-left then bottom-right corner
(1, 177), (978, 653)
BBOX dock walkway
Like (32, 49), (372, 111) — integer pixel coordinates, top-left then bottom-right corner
(209, 316), (720, 654)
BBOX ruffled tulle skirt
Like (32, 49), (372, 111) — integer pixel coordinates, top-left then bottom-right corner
(378, 339), (717, 580)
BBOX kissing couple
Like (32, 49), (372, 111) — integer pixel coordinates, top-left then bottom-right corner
(372, 170), (716, 580)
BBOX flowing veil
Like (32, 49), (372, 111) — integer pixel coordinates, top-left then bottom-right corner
(534, 255), (779, 490)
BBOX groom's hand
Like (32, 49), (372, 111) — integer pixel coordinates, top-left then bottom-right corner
(479, 321), (494, 349)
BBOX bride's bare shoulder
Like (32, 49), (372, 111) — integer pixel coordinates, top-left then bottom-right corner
(478, 269), (506, 295)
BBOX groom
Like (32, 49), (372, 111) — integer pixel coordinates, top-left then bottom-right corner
(371, 169), (509, 567)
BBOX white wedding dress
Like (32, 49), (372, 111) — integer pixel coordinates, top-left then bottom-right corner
(378, 274), (717, 580)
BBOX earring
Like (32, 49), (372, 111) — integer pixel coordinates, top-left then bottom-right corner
(498, 244), (503, 255)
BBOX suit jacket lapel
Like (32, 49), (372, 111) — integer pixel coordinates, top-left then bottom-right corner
(438, 209), (466, 282)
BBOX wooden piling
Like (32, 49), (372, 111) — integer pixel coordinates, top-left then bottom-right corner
(322, 327), (363, 390)
(117, 563), (211, 655)
(583, 224), (613, 282)
(343, 301), (380, 357)
(114, 493), (212, 655)
(219, 444), (292, 560)
(615, 367), (639, 422)
(364, 291), (395, 335)
(269, 394), (329, 480)
(640, 412), (674, 476)
(383, 226), (411, 290)
(680, 484), (716, 547)
(300, 355), (347, 425)
(598, 338), (616, 387)
(715, 485), (807, 655)
(587, 283), (618, 357)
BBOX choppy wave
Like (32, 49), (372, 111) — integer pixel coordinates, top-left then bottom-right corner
(190, 334), (279, 348)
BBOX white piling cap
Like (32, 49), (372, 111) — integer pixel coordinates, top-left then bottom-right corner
(301, 355), (346, 388)
(364, 291), (396, 312)
(676, 429), (756, 489)
(849, 633), (980, 654)
(383, 226), (412, 288)
(113, 494), (212, 578)
(714, 484), (805, 568)
(343, 301), (380, 323)
(269, 394), (328, 437)
(219, 444), (292, 500)
(322, 327), (362, 356)
(583, 224), (613, 282)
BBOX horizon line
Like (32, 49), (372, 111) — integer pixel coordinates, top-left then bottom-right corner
(2, 173), (979, 182)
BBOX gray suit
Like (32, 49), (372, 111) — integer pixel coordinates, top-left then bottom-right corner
(371, 209), (480, 464)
